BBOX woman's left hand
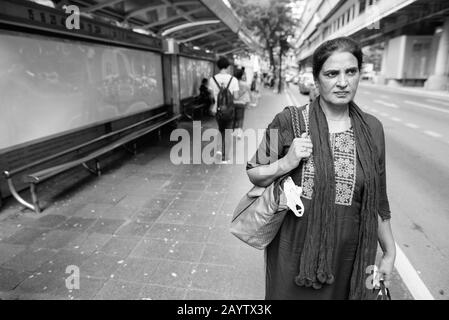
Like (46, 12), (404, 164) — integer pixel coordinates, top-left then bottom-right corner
(378, 254), (395, 288)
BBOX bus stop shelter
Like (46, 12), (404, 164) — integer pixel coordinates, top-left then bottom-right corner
(35, 0), (257, 56)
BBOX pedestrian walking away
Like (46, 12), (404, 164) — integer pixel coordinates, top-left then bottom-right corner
(209, 56), (239, 163)
(233, 67), (251, 139)
(249, 72), (259, 107)
(246, 37), (396, 300)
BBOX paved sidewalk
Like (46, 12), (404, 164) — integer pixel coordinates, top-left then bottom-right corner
(0, 90), (286, 300)
(0, 88), (413, 300)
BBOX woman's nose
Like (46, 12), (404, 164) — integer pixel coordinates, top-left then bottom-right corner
(337, 74), (348, 87)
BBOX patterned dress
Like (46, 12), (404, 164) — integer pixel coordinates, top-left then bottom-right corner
(247, 105), (390, 300)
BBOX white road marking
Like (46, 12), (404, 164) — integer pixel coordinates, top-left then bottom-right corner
(374, 100), (399, 109)
(371, 108), (379, 113)
(380, 94), (389, 99)
(395, 243), (434, 300)
(427, 99), (449, 106)
(391, 117), (402, 122)
(424, 130), (443, 138)
(380, 112), (390, 117)
(405, 123), (419, 129)
(404, 100), (449, 115)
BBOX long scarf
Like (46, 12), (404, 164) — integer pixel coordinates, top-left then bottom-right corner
(294, 98), (380, 300)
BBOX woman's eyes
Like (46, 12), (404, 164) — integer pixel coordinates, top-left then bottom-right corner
(325, 72), (338, 77)
(324, 69), (358, 77)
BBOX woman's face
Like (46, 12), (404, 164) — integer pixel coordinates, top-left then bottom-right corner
(316, 51), (360, 106)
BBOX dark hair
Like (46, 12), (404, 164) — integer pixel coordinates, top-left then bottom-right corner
(312, 37), (363, 80)
(234, 67), (245, 80)
(217, 56), (230, 70)
(201, 78), (208, 85)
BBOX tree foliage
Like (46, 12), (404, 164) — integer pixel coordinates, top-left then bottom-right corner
(229, 0), (298, 91)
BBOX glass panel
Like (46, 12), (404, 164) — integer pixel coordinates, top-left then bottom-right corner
(0, 31), (164, 150)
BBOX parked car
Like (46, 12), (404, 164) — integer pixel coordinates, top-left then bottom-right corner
(298, 72), (315, 94)
(361, 63), (375, 81)
(361, 70), (375, 81)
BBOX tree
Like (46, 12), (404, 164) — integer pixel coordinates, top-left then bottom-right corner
(362, 43), (384, 72)
(229, 0), (297, 92)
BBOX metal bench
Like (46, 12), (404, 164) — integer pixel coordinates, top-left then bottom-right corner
(3, 112), (180, 213)
(182, 97), (208, 120)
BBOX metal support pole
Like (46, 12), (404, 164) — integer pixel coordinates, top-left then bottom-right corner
(82, 163), (97, 175)
(6, 178), (35, 212)
(96, 160), (102, 177)
(30, 183), (41, 214)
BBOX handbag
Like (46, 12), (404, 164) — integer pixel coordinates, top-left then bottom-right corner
(230, 105), (304, 250)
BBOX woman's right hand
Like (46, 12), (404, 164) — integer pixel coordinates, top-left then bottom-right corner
(281, 133), (313, 171)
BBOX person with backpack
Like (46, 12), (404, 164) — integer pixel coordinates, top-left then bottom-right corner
(209, 56), (239, 163)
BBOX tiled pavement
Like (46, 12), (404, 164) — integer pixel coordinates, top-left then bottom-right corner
(0, 88), (413, 300)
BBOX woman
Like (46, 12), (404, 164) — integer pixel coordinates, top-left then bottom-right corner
(233, 67), (251, 139)
(246, 37), (396, 300)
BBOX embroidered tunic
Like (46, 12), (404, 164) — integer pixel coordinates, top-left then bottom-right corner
(247, 106), (391, 300)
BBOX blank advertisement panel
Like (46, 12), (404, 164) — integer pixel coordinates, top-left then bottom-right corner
(0, 31), (164, 150)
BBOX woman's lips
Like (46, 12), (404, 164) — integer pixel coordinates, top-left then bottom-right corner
(334, 91), (350, 97)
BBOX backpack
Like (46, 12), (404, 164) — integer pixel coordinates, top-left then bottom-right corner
(213, 76), (235, 119)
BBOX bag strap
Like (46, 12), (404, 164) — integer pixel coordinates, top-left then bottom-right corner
(226, 76), (234, 90)
(212, 76), (234, 91)
(212, 76), (221, 89)
(287, 105), (306, 138)
(378, 280), (392, 300)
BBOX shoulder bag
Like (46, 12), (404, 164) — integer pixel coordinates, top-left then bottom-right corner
(230, 105), (304, 250)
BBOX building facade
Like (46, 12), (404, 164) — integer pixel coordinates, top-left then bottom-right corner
(294, 0), (449, 91)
